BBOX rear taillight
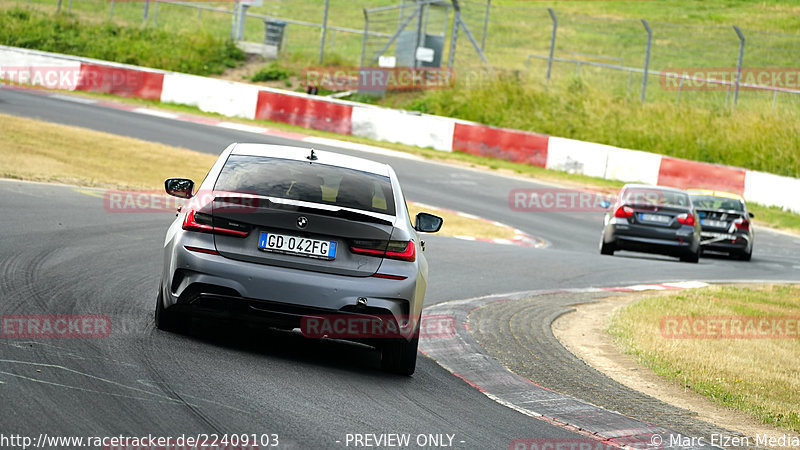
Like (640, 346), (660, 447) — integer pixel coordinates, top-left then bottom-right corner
(184, 245), (220, 255)
(677, 213), (696, 226)
(182, 210), (248, 237)
(351, 240), (416, 262)
(733, 218), (750, 231)
(372, 273), (408, 280)
(614, 205), (634, 218)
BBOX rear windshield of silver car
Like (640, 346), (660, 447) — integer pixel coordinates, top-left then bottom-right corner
(214, 155), (396, 216)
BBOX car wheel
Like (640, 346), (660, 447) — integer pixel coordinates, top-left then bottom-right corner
(381, 328), (419, 376)
(680, 250), (700, 263)
(738, 248), (752, 261)
(600, 240), (615, 256)
(155, 284), (182, 332)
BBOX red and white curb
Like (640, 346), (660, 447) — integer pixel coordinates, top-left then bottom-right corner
(8, 86), (424, 161)
(419, 282), (712, 450)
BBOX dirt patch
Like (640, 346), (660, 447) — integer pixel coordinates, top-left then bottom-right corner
(552, 292), (800, 448)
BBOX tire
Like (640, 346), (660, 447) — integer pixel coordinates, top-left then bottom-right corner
(680, 249), (700, 263)
(154, 285), (183, 332)
(600, 240), (615, 256)
(381, 328), (419, 376)
(738, 248), (752, 261)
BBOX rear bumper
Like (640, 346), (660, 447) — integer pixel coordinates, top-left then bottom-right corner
(614, 236), (695, 256)
(605, 221), (698, 256)
(699, 231), (750, 252)
(163, 243), (421, 339)
(168, 291), (417, 342)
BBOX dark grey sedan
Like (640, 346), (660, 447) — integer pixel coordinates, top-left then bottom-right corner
(155, 143), (443, 375)
(600, 184), (701, 263)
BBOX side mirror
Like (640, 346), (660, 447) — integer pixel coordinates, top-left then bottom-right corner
(748, 212), (754, 218)
(415, 212), (443, 233)
(165, 178), (194, 199)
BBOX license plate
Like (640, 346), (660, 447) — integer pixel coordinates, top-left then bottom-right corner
(702, 232), (735, 239)
(640, 213), (671, 223)
(701, 219), (728, 228)
(258, 232), (336, 259)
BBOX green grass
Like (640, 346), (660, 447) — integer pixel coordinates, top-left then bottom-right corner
(399, 73), (800, 178)
(748, 203), (800, 232)
(0, 7), (245, 75)
(609, 285), (800, 432)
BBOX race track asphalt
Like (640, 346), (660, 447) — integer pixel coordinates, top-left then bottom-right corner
(1, 88), (798, 449)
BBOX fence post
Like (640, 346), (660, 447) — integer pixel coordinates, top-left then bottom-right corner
(733, 25), (745, 107)
(318, 0), (330, 64)
(68, 0), (72, 13)
(230, 1), (239, 41)
(448, 2), (460, 68)
(237, 4), (248, 40)
(143, 0), (150, 23)
(641, 19), (652, 103)
(56, 0), (62, 13)
(546, 8), (557, 81)
(109, 0), (115, 21)
(360, 9), (369, 67)
(414, 2), (424, 69)
(154, 1), (159, 26)
(480, 0), (491, 52)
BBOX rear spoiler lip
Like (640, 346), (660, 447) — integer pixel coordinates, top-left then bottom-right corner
(695, 208), (745, 215)
(212, 194), (395, 227)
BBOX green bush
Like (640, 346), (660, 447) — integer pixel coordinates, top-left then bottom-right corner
(250, 62), (293, 82)
(0, 8), (245, 76)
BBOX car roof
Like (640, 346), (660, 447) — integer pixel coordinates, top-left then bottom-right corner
(621, 184), (689, 194)
(230, 143), (391, 177)
(686, 188), (744, 201)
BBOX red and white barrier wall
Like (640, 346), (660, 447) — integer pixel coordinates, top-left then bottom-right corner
(2, 45), (798, 214)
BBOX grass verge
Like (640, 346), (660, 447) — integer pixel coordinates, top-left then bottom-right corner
(0, 112), (513, 240)
(0, 8), (245, 75)
(608, 284), (800, 432)
(402, 75), (800, 179)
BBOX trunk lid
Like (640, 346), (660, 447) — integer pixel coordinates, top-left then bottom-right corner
(212, 195), (395, 276)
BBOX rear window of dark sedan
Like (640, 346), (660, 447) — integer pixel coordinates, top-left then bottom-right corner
(214, 155), (396, 215)
(622, 188), (690, 207)
(689, 195), (744, 211)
